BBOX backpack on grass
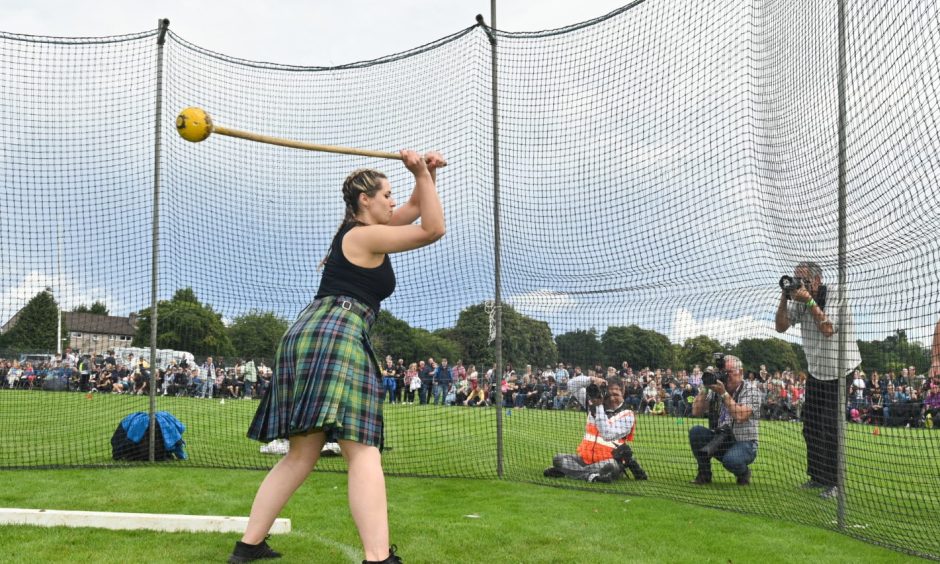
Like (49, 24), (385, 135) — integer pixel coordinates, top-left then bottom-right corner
(110, 411), (187, 461)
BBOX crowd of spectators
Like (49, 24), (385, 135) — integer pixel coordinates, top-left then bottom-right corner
(379, 356), (940, 430)
(381, 356), (809, 419)
(2, 349), (935, 428)
(845, 366), (938, 428)
(0, 348), (273, 400)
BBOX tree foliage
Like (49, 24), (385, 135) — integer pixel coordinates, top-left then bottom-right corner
(133, 288), (234, 358)
(519, 315), (557, 369)
(415, 328), (462, 362)
(601, 325), (673, 369)
(72, 301), (109, 315)
(678, 335), (725, 371)
(857, 329), (929, 374)
(372, 310), (417, 361)
(123, 288), (933, 380)
(790, 343), (808, 372)
(451, 303), (557, 369)
(733, 337), (801, 373)
(372, 310), (462, 363)
(451, 304), (492, 368)
(227, 310), (289, 364)
(172, 288), (200, 304)
(0, 290), (63, 353)
(556, 329), (602, 369)
(89, 301), (109, 315)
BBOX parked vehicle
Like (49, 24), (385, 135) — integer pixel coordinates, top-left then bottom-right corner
(112, 347), (195, 370)
(18, 353), (56, 367)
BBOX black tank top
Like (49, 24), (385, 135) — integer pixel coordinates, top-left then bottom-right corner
(315, 224), (396, 312)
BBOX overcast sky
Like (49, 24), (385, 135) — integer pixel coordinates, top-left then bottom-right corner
(3, 1), (937, 352)
(5, 0), (631, 66)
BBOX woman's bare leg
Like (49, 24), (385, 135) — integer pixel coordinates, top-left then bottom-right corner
(240, 432), (326, 544)
(340, 440), (389, 561)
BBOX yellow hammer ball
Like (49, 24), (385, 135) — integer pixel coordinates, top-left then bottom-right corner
(176, 107), (213, 142)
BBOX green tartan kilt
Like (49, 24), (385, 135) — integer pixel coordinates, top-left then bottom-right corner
(247, 295), (382, 447)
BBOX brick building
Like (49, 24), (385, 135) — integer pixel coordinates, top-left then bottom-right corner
(63, 312), (138, 355)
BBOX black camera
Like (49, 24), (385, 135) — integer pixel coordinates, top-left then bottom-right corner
(701, 353), (727, 387)
(779, 275), (811, 297)
(781, 275), (828, 311)
(700, 425), (734, 458)
(585, 382), (607, 402)
(611, 443), (634, 467)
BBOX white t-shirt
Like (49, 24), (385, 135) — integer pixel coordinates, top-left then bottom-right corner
(786, 285), (861, 380)
(852, 377), (866, 400)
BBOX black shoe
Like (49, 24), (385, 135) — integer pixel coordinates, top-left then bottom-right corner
(736, 469), (751, 486)
(543, 467), (565, 478)
(690, 472), (712, 485)
(363, 545), (403, 564)
(228, 536), (282, 563)
(800, 479), (824, 489)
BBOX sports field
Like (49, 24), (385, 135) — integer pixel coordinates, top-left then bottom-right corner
(2, 391), (938, 559)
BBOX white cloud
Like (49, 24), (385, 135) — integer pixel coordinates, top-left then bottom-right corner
(4, 1), (632, 67)
(0, 272), (55, 324)
(507, 289), (578, 316)
(0, 271), (132, 325)
(670, 307), (793, 346)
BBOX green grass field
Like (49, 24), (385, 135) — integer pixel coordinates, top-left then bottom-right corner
(1, 390), (938, 560)
(0, 469), (928, 563)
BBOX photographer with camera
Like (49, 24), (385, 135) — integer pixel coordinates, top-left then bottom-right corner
(689, 354), (761, 486)
(543, 375), (647, 483)
(776, 261), (860, 499)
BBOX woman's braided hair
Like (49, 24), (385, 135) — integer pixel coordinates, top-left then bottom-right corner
(320, 168), (388, 269)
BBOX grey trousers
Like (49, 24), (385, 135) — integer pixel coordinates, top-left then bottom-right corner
(552, 453), (622, 481)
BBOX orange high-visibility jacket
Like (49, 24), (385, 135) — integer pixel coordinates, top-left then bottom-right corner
(577, 404), (636, 464)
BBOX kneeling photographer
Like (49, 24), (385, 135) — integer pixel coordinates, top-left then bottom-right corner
(543, 375), (647, 483)
(689, 354), (761, 486)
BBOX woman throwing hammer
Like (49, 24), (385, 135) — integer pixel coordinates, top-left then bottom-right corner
(229, 150), (445, 564)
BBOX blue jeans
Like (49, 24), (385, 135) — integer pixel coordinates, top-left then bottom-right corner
(384, 378), (397, 403)
(689, 425), (757, 477)
(243, 380), (254, 399)
(194, 377), (213, 397)
(432, 382), (446, 405)
(199, 378), (214, 398)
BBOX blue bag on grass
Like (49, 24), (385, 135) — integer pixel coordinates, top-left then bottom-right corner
(111, 411), (187, 461)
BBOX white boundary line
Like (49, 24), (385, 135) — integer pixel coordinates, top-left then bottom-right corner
(0, 508), (290, 534)
(310, 532), (361, 563)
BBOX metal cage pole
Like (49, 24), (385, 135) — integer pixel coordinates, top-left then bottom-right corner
(149, 18), (170, 462)
(477, 2), (503, 478)
(835, 0), (849, 526)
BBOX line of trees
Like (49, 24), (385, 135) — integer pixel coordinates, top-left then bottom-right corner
(72, 301), (109, 315)
(0, 288), (288, 365)
(556, 326), (805, 374)
(1, 289), (932, 376)
(0, 289), (65, 353)
(132, 288), (289, 363)
(377, 305), (930, 376)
